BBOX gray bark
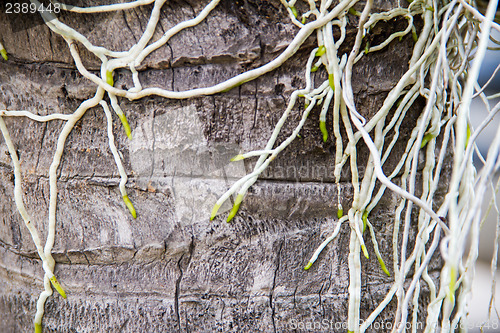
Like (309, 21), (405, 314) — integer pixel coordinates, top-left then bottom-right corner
(0, 1), (443, 332)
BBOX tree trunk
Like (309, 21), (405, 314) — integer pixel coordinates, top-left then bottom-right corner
(0, 1), (440, 332)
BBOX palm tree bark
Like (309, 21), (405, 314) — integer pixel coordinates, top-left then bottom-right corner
(0, 1), (443, 332)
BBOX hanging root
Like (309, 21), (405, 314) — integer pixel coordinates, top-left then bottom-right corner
(1, 0), (499, 331)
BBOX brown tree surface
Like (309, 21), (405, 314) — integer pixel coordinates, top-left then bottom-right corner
(0, 1), (443, 332)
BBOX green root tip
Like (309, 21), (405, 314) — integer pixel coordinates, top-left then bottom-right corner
(337, 208), (343, 219)
(377, 256), (391, 276)
(123, 195), (137, 219)
(290, 6), (298, 18)
(311, 65), (319, 72)
(315, 45), (326, 57)
(364, 42), (370, 54)
(106, 70), (114, 87)
(348, 8), (360, 16)
(49, 276), (67, 299)
(465, 124), (471, 148)
(412, 31), (418, 42)
(449, 267), (456, 302)
(210, 203), (221, 221)
(319, 121), (328, 142)
(227, 194), (244, 222)
(230, 154), (244, 162)
(362, 211), (368, 233)
(361, 245), (369, 259)
(226, 205), (240, 222)
(420, 133), (435, 148)
(328, 73), (335, 90)
(304, 261), (313, 270)
(1, 49), (7, 61)
(301, 16), (306, 24)
(35, 323), (42, 333)
(118, 114), (132, 139)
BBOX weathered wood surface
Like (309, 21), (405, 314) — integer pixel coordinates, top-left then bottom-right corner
(0, 1), (442, 332)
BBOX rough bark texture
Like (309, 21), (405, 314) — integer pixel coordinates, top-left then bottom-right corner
(0, 1), (444, 332)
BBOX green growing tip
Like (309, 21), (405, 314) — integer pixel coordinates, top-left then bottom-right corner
(210, 203), (221, 221)
(106, 70), (114, 87)
(311, 65), (319, 72)
(0, 49), (7, 61)
(448, 267), (456, 302)
(348, 7), (360, 16)
(412, 30), (418, 42)
(362, 211), (368, 233)
(364, 42), (370, 54)
(315, 45), (326, 57)
(122, 195), (137, 219)
(49, 276), (67, 299)
(465, 124), (471, 148)
(319, 121), (328, 142)
(420, 133), (435, 148)
(328, 73), (335, 90)
(227, 194), (244, 222)
(290, 6), (298, 18)
(337, 205), (343, 219)
(118, 113), (132, 140)
(230, 154), (245, 162)
(377, 256), (391, 276)
(301, 16), (306, 24)
(361, 245), (369, 259)
(304, 261), (313, 270)
(35, 323), (42, 333)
